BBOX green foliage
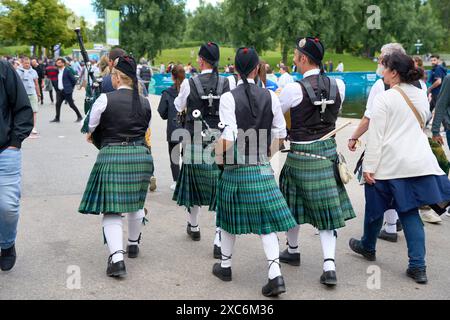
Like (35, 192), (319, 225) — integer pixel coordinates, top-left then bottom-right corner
(184, 1), (229, 44)
(92, 0), (186, 59)
(223, 0), (275, 53)
(0, 0), (84, 57)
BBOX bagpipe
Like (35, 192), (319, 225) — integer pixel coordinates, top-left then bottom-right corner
(192, 109), (226, 144)
(75, 27), (103, 149)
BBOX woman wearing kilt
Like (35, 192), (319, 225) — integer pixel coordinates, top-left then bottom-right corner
(349, 53), (450, 284)
(213, 48), (297, 297)
(278, 37), (355, 286)
(173, 43), (230, 259)
(78, 56), (153, 278)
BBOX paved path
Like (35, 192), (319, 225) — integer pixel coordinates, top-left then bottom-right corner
(1, 89), (449, 300)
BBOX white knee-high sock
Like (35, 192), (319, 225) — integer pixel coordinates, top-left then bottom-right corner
(220, 230), (236, 268)
(214, 213), (222, 247)
(319, 230), (336, 272)
(261, 233), (282, 280)
(286, 225), (300, 254)
(102, 214), (124, 263)
(384, 209), (398, 234)
(127, 209), (145, 246)
(187, 206), (200, 231)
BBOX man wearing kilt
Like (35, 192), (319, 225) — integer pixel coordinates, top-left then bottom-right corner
(78, 56), (153, 278)
(213, 47), (297, 297)
(278, 37), (356, 286)
(173, 42), (230, 259)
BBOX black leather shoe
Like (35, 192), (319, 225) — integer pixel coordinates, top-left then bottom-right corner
(127, 245), (139, 259)
(396, 219), (403, 232)
(212, 263), (232, 281)
(406, 268), (428, 284)
(127, 234), (141, 259)
(320, 271), (337, 287)
(49, 119), (60, 123)
(262, 276), (286, 297)
(349, 238), (376, 261)
(186, 223), (201, 241)
(214, 245), (222, 259)
(106, 250), (127, 277)
(378, 230), (398, 243)
(1, 245), (17, 271)
(279, 248), (301, 266)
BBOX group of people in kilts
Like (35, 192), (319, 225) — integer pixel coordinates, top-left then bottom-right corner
(76, 37), (450, 298)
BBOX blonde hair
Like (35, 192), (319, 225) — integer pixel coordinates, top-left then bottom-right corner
(99, 55), (110, 77)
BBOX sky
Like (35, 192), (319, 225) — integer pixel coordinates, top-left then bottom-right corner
(62, 0), (220, 26)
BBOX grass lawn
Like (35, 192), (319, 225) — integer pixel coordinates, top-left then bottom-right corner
(154, 47), (378, 72)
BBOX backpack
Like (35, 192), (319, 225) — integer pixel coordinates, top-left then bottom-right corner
(140, 65), (152, 83)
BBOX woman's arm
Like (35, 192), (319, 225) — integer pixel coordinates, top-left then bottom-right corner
(363, 94), (388, 179)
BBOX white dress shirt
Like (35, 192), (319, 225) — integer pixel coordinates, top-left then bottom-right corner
(228, 74), (237, 91)
(363, 83), (442, 179)
(277, 72), (294, 89)
(279, 69), (346, 144)
(58, 67), (65, 91)
(219, 79), (287, 142)
(364, 78), (427, 119)
(88, 86), (151, 133)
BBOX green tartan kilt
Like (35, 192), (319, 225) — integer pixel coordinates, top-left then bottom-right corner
(173, 144), (221, 210)
(279, 139), (355, 230)
(79, 146), (154, 215)
(216, 165), (297, 235)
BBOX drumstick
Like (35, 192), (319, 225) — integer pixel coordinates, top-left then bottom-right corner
(319, 121), (352, 141)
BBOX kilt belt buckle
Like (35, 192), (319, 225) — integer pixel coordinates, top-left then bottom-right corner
(291, 150), (328, 160)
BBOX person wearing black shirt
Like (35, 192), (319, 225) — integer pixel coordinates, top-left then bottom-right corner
(31, 58), (44, 105)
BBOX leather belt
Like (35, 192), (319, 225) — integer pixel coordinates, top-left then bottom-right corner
(102, 140), (146, 148)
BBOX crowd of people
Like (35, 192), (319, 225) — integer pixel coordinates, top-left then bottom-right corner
(1, 37), (450, 299)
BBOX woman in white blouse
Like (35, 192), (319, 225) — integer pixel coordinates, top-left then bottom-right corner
(349, 52), (450, 285)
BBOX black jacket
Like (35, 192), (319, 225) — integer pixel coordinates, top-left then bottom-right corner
(0, 60), (33, 151)
(59, 68), (77, 94)
(157, 86), (182, 142)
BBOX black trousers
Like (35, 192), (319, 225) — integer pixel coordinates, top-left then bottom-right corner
(55, 90), (82, 120)
(168, 142), (181, 182)
(38, 78), (44, 103)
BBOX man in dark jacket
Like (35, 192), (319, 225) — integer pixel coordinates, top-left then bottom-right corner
(0, 59), (33, 271)
(50, 58), (83, 123)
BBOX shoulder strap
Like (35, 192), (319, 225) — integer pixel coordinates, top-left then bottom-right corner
(393, 86), (424, 129)
(299, 77), (318, 102)
(191, 75), (205, 97)
(216, 76), (226, 96)
(328, 77), (338, 101)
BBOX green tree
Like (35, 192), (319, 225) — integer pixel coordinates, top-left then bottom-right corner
(0, 0), (82, 57)
(271, 0), (311, 64)
(184, 1), (229, 44)
(223, 0), (274, 53)
(93, 0), (186, 59)
(430, 0), (450, 50)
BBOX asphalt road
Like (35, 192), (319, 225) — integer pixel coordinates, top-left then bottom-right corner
(1, 89), (449, 300)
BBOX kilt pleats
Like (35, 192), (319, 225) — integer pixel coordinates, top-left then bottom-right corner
(216, 165), (297, 235)
(79, 146), (153, 215)
(279, 139), (355, 230)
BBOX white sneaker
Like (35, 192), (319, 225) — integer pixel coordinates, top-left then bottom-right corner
(32, 128), (38, 134)
(420, 211), (442, 224)
(170, 182), (177, 191)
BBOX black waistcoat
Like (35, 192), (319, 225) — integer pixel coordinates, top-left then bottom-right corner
(229, 84), (273, 165)
(185, 73), (230, 137)
(97, 89), (152, 145)
(290, 75), (342, 142)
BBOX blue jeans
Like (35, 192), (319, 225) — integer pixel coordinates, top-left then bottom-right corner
(361, 208), (426, 270)
(0, 148), (22, 249)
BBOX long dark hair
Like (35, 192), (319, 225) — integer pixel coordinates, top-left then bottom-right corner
(171, 64), (186, 92)
(382, 52), (424, 84)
